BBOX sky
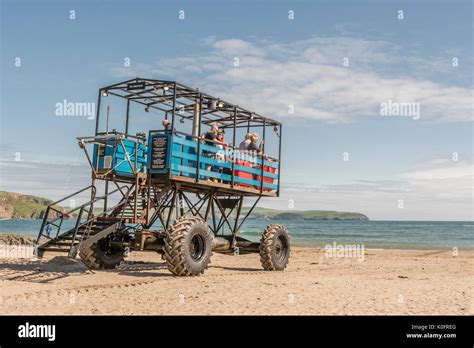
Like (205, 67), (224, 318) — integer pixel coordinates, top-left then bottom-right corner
(0, 0), (473, 220)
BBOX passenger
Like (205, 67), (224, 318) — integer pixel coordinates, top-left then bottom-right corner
(239, 133), (252, 150)
(247, 133), (263, 185)
(215, 131), (226, 160)
(203, 123), (219, 181)
(247, 133), (260, 153)
(211, 131), (224, 183)
(204, 123), (219, 145)
(162, 119), (170, 130)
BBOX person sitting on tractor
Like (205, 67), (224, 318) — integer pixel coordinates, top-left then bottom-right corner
(239, 133), (252, 150)
(203, 123), (219, 181)
(247, 133), (261, 154)
(247, 133), (265, 183)
(214, 131), (231, 183)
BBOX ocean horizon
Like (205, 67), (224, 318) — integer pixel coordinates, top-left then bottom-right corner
(1, 219), (472, 250)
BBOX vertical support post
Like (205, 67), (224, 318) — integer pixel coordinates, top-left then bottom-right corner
(104, 180), (109, 211)
(134, 175), (139, 223)
(179, 191), (185, 216)
(90, 178), (95, 220)
(231, 194), (244, 247)
(210, 194), (217, 233)
(37, 206), (51, 243)
(175, 188), (181, 219)
(231, 107), (237, 188)
(69, 206), (85, 252)
(166, 188), (177, 229)
(195, 94), (202, 182)
(169, 82), (177, 179)
(134, 141), (138, 174)
(204, 190), (213, 221)
(125, 99), (130, 134)
(146, 178), (151, 226)
(277, 123), (282, 196)
(95, 90), (102, 135)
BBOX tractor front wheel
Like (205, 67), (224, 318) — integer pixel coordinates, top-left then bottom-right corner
(79, 234), (127, 270)
(164, 216), (213, 276)
(259, 224), (290, 271)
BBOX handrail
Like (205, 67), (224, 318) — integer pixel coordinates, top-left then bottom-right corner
(76, 198), (129, 233)
(70, 187), (133, 253)
(77, 133), (146, 144)
(38, 184), (131, 244)
(48, 185), (96, 207)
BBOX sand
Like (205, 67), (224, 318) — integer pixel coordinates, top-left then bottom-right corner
(0, 246), (472, 315)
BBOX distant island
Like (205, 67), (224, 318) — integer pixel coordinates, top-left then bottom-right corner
(0, 191), (369, 221)
(243, 207), (369, 221)
(0, 191), (70, 220)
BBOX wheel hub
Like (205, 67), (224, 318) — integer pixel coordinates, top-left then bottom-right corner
(190, 234), (205, 261)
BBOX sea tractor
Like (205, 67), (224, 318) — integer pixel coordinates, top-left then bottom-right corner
(36, 78), (289, 276)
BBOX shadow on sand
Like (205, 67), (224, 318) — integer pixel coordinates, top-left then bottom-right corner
(0, 257), (172, 282)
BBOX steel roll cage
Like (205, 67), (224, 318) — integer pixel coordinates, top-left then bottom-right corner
(94, 77), (283, 197)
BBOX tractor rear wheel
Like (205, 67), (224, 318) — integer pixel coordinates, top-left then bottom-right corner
(79, 234), (127, 270)
(259, 224), (290, 271)
(164, 216), (213, 276)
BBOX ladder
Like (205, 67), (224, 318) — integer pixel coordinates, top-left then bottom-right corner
(36, 185), (132, 258)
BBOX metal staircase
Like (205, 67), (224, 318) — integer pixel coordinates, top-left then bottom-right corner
(36, 185), (133, 258)
(35, 182), (174, 259)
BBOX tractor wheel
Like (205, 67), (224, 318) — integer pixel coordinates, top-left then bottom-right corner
(79, 235), (127, 270)
(259, 224), (290, 271)
(164, 216), (213, 276)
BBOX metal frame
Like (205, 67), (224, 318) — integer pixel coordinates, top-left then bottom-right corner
(37, 78), (284, 257)
(95, 78), (282, 193)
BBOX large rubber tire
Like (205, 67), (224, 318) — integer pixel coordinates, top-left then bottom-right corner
(164, 216), (213, 276)
(259, 224), (290, 271)
(79, 236), (126, 270)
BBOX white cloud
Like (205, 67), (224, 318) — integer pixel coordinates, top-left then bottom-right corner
(400, 161), (473, 180)
(110, 36), (473, 123)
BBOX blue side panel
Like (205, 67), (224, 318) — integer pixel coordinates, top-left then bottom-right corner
(171, 134), (200, 178)
(93, 139), (147, 177)
(168, 133), (279, 191)
(114, 140), (147, 176)
(171, 142), (182, 176)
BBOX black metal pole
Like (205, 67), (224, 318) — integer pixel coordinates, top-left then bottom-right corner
(231, 194), (244, 247)
(95, 90), (102, 135)
(196, 95), (202, 182)
(231, 107), (237, 188)
(104, 180), (109, 211)
(125, 99), (130, 134)
(169, 83), (177, 180)
(277, 123), (282, 197)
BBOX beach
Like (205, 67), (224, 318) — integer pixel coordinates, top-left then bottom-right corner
(0, 245), (472, 315)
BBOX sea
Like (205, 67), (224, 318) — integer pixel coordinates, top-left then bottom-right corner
(0, 219), (472, 250)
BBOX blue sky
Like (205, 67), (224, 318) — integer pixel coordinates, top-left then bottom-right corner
(1, 0), (473, 220)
